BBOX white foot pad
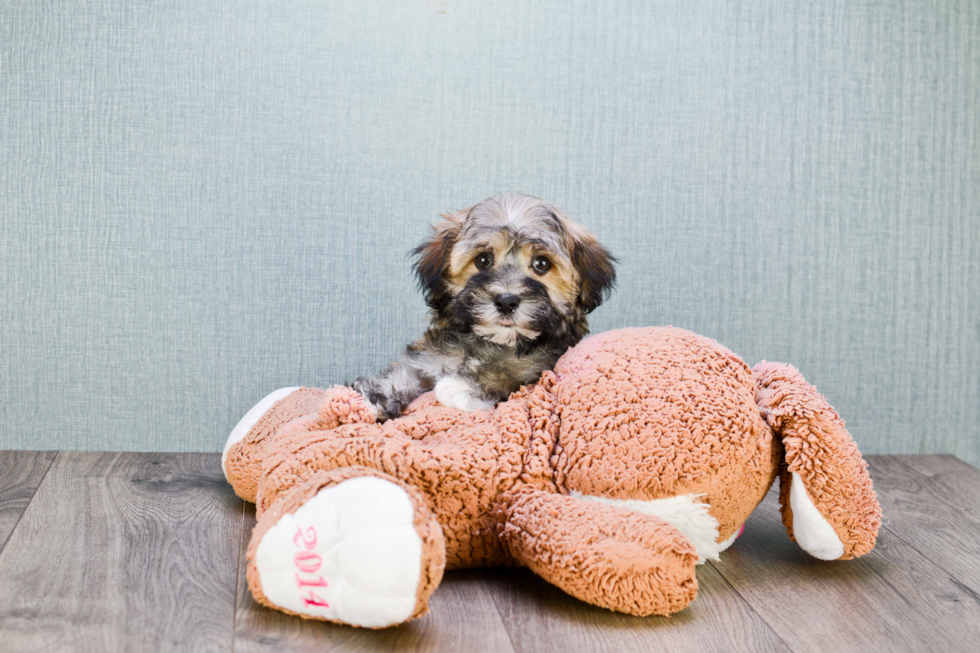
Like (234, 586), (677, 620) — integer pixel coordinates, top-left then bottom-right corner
(790, 471), (845, 560)
(254, 477), (423, 628)
(222, 387), (299, 471)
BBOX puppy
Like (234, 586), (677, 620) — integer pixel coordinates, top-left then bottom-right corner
(351, 192), (616, 421)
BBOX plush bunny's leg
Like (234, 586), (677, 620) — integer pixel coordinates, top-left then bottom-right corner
(754, 362), (881, 560)
(247, 466), (446, 629)
(499, 488), (699, 617)
(255, 421), (429, 515)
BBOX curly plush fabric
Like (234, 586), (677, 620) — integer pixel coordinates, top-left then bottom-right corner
(225, 387), (329, 503)
(552, 328), (779, 542)
(224, 326), (881, 626)
(500, 487), (699, 616)
(754, 362), (881, 559)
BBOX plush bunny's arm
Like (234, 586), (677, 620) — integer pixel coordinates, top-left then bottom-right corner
(498, 487), (699, 616)
(255, 418), (436, 515)
(754, 362), (881, 560)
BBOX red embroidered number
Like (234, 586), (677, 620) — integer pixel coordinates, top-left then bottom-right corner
(293, 526), (329, 608)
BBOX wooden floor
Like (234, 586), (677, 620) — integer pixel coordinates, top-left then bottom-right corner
(0, 453), (978, 652)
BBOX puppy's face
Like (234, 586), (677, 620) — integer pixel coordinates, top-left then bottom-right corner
(413, 194), (616, 349)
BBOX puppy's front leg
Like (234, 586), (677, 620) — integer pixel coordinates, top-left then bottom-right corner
(350, 356), (429, 422)
(434, 376), (495, 413)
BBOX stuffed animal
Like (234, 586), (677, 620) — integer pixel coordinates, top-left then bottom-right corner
(223, 327), (880, 628)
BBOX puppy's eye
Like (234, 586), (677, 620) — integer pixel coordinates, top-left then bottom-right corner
(531, 256), (552, 275)
(475, 252), (494, 270)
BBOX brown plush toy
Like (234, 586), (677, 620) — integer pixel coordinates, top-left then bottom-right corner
(223, 327), (880, 628)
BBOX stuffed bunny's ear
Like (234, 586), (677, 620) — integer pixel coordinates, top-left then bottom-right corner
(754, 362), (881, 560)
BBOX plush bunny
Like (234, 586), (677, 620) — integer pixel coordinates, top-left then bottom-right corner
(223, 327), (880, 628)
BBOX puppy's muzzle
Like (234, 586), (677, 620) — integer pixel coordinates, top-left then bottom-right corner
(494, 293), (521, 315)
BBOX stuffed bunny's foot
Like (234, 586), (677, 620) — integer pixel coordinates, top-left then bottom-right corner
(224, 386), (379, 503)
(223, 387), (300, 470)
(247, 468), (445, 628)
(224, 387), (334, 502)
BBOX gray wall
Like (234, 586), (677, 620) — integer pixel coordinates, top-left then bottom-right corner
(2, 1), (978, 463)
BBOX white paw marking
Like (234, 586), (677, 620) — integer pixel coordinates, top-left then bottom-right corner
(222, 387), (300, 473)
(571, 492), (722, 563)
(789, 471), (845, 560)
(255, 477), (423, 628)
(434, 377), (494, 412)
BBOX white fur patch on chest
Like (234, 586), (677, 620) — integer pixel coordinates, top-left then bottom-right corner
(570, 491), (723, 564)
(434, 376), (495, 412)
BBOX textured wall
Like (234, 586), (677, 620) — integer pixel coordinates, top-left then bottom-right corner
(1, 1), (978, 462)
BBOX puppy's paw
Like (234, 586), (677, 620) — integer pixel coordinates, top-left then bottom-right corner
(434, 377), (495, 412)
(350, 379), (402, 422)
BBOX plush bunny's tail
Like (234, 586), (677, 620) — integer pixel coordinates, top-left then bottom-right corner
(753, 362), (881, 560)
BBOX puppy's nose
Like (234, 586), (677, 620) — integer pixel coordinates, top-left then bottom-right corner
(494, 293), (521, 315)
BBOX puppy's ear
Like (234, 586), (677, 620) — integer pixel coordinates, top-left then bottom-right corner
(569, 227), (617, 314)
(411, 209), (465, 310)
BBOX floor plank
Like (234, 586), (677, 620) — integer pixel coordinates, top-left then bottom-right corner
(0, 453), (244, 653)
(866, 455), (980, 595)
(712, 484), (980, 653)
(1, 453), (976, 651)
(232, 504), (516, 653)
(486, 563), (790, 653)
(0, 451), (57, 552)
(892, 453), (980, 480)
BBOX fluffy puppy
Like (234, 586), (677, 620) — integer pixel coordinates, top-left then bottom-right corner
(351, 193), (616, 421)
